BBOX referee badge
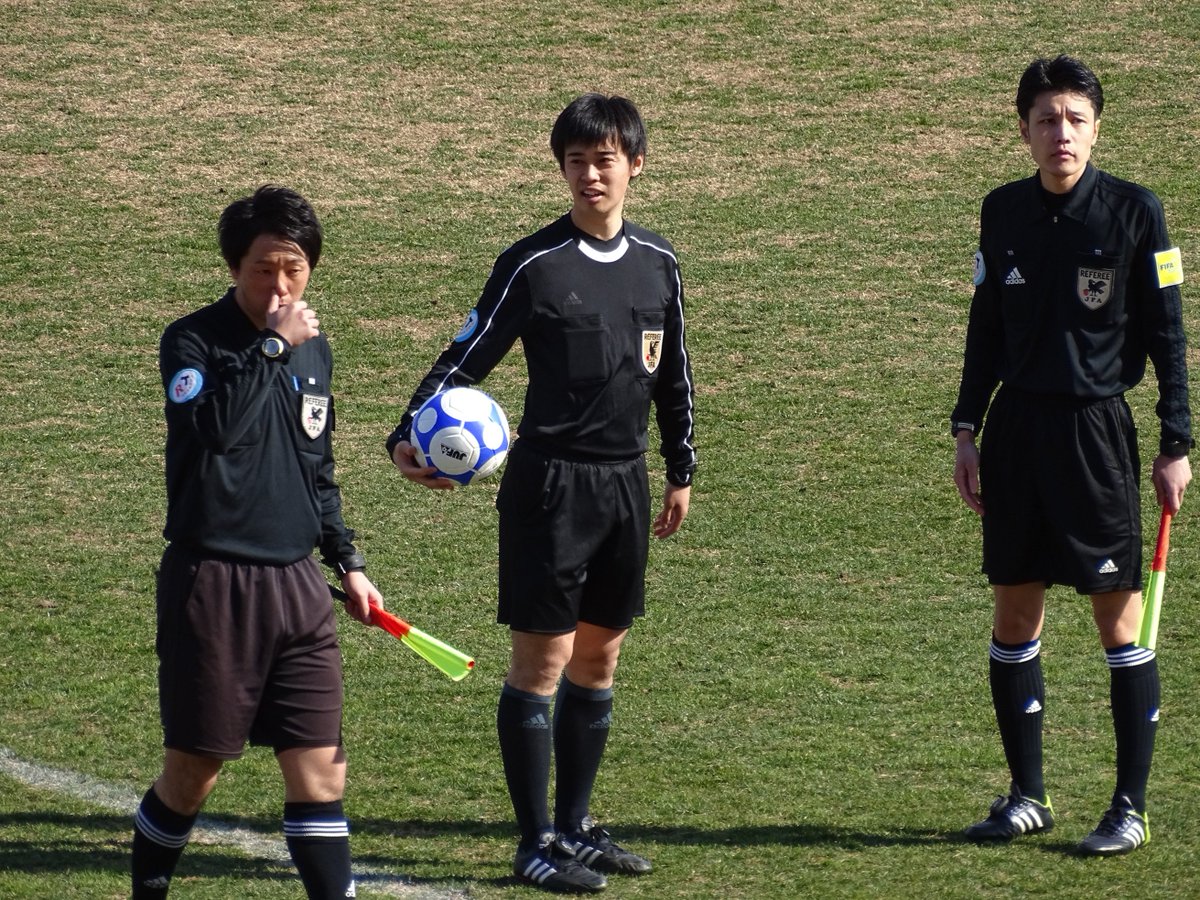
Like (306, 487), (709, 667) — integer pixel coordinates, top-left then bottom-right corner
(301, 393), (330, 439)
(641, 329), (664, 375)
(1077, 266), (1114, 310)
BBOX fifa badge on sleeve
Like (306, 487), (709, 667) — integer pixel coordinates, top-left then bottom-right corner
(1155, 247), (1184, 289)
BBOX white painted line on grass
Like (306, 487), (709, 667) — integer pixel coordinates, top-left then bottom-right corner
(0, 746), (465, 898)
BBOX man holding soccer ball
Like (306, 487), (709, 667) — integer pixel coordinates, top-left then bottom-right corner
(389, 94), (696, 892)
(951, 56), (1191, 855)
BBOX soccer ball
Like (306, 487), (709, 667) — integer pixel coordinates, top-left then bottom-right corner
(409, 387), (510, 485)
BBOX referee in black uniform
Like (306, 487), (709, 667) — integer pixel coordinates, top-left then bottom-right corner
(131, 185), (382, 898)
(389, 94), (695, 893)
(952, 56), (1191, 856)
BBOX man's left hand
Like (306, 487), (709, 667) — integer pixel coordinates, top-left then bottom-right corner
(339, 570), (383, 625)
(1152, 453), (1192, 514)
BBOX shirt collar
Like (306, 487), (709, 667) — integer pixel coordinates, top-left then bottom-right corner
(1028, 163), (1098, 222)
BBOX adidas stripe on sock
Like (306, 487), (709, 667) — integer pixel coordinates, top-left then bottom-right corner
(989, 636), (1046, 802)
(284, 800), (354, 899)
(131, 787), (196, 899)
(1106, 644), (1159, 813)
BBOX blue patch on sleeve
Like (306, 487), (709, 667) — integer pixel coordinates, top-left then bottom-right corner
(453, 309), (479, 343)
(167, 368), (204, 403)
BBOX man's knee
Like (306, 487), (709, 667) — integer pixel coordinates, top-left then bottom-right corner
(156, 750), (223, 815)
(992, 583), (1046, 643)
(278, 745), (346, 803)
(564, 624), (627, 688)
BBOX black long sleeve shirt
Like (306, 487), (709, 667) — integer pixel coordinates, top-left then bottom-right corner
(952, 164), (1191, 452)
(159, 289), (358, 565)
(388, 215), (697, 485)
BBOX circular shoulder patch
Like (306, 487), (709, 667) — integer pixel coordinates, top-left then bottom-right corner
(167, 368), (204, 403)
(972, 250), (986, 287)
(453, 308), (479, 343)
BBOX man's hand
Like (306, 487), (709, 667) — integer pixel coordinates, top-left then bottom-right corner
(339, 570), (382, 626)
(266, 293), (320, 347)
(392, 440), (457, 490)
(653, 483), (691, 538)
(954, 434), (984, 516)
(1152, 453), (1191, 514)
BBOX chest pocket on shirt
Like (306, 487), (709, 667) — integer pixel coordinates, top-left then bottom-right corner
(298, 391), (331, 441)
(562, 314), (610, 385)
(633, 307), (666, 379)
(1074, 251), (1126, 324)
(289, 374), (332, 454)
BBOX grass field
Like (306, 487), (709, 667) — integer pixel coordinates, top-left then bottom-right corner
(4, 1), (1200, 897)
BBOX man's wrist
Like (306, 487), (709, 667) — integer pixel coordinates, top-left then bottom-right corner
(1161, 439), (1192, 459)
(260, 330), (291, 361)
(334, 553), (367, 576)
(666, 470), (693, 488)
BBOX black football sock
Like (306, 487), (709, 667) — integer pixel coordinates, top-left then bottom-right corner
(283, 800), (354, 899)
(131, 786), (196, 899)
(1106, 644), (1160, 814)
(988, 636), (1046, 802)
(553, 678), (614, 833)
(497, 682), (554, 847)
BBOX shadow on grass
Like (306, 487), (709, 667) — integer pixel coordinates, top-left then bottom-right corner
(0, 811), (291, 882)
(352, 816), (958, 849)
(1, 809), (1086, 891)
(0, 811), (441, 888)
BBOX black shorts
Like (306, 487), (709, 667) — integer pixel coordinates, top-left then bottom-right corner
(495, 441), (650, 633)
(979, 388), (1142, 594)
(155, 546), (344, 759)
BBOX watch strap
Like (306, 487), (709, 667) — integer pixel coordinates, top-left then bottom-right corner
(260, 332), (291, 360)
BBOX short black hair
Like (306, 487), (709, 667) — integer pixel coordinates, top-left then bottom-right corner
(550, 93), (647, 169)
(1016, 55), (1104, 121)
(217, 184), (323, 270)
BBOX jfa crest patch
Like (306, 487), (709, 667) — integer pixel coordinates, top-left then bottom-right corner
(1077, 266), (1114, 310)
(641, 330), (664, 375)
(301, 393), (329, 439)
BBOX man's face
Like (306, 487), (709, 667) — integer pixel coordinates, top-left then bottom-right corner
(231, 233), (312, 328)
(561, 139), (644, 226)
(1020, 90), (1100, 193)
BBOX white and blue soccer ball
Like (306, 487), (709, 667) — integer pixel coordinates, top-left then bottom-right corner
(409, 387), (510, 485)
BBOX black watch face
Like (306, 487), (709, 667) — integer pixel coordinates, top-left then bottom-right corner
(263, 337), (284, 358)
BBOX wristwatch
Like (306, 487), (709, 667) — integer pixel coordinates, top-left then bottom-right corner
(261, 334), (289, 360)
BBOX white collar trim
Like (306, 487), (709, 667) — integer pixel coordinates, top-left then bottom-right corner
(576, 235), (629, 263)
